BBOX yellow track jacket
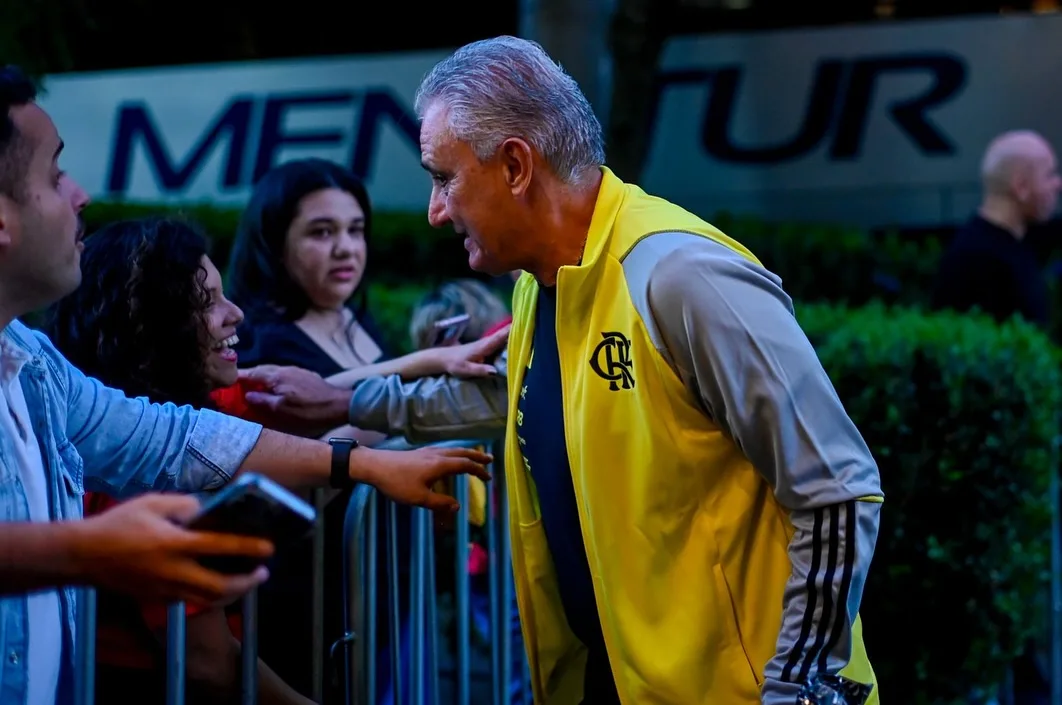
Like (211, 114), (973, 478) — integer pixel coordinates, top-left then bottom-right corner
(504, 168), (882, 705)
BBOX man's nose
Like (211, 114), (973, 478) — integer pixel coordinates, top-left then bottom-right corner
(63, 175), (91, 211)
(428, 188), (450, 229)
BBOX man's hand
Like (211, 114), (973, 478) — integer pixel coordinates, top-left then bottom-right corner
(72, 493), (274, 606)
(357, 445), (493, 512)
(240, 366), (351, 434)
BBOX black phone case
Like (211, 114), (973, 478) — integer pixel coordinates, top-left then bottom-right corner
(187, 482), (315, 575)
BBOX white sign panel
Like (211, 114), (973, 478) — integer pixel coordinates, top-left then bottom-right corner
(36, 14), (1062, 227)
(38, 50), (449, 210)
(644, 13), (1062, 225)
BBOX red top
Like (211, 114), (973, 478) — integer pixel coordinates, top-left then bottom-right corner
(482, 315), (513, 338)
(88, 383), (255, 670)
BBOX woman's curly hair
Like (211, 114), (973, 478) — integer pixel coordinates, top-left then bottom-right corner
(45, 216), (216, 409)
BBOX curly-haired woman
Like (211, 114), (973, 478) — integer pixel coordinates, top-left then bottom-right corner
(46, 216), (313, 704)
(45, 216), (504, 703)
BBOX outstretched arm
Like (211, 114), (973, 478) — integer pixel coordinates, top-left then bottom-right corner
(324, 325), (509, 388)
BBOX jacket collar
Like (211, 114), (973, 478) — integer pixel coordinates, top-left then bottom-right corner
(575, 166), (627, 272)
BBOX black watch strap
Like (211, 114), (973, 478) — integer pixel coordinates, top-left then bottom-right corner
(328, 437), (359, 490)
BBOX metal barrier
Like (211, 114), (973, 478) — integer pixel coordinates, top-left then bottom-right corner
(72, 440), (530, 705)
(74, 589), (261, 705)
(338, 439), (533, 705)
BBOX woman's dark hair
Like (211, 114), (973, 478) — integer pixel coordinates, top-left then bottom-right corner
(226, 158), (373, 323)
(45, 216), (215, 409)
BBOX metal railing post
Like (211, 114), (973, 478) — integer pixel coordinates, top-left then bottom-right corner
(74, 587), (97, 705)
(339, 438), (530, 705)
(241, 590), (259, 705)
(165, 603), (186, 705)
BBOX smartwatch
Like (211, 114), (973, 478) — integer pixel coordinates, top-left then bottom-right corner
(328, 437), (359, 490)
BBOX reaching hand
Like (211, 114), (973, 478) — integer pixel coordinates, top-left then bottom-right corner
(435, 324), (510, 377)
(73, 493), (274, 606)
(358, 445), (493, 512)
(239, 366), (351, 434)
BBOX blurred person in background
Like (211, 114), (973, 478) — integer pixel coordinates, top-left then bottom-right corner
(0, 64), (490, 705)
(933, 130), (1061, 330)
(409, 36), (882, 705)
(408, 278), (511, 350)
(46, 217), (315, 705)
(932, 129), (1060, 705)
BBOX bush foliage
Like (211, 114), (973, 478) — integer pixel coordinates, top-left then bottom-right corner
(799, 302), (1061, 703)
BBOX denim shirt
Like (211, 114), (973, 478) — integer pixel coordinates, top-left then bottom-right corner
(0, 320), (263, 704)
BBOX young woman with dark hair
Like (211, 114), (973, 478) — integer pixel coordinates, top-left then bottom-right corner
(46, 216), (313, 705)
(227, 157), (385, 377)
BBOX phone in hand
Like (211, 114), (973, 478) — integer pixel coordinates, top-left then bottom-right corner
(431, 313), (471, 347)
(184, 473), (316, 575)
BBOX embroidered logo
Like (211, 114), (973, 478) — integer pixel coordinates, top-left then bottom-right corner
(589, 331), (635, 391)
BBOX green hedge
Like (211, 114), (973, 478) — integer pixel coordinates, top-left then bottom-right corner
(82, 201), (947, 305)
(798, 302), (1061, 703)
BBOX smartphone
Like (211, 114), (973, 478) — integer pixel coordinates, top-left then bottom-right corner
(184, 473), (316, 575)
(431, 313), (471, 347)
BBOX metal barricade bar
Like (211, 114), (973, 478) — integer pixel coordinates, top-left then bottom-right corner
(340, 438), (533, 705)
(75, 437), (531, 705)
(75, 587), (262, 704)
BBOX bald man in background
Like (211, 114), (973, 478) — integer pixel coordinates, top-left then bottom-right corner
(932, 130), (1061, 328)
(933, 130), (1060, 704)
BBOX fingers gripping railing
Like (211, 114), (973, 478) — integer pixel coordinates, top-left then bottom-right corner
(338, 438), (533, 705)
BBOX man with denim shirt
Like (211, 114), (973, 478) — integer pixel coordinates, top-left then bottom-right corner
(0, 66), (492, 705)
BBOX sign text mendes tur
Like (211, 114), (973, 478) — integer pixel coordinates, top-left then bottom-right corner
(650, 52), (968, 163)
(105, 87), (420, 195)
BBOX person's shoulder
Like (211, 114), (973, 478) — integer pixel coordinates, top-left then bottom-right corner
(4, 319), (46, 356)
(626, 231), (784, 303)
(235, 318), (312, 367)
(6, 320), (77, 385)
(236, 318), (296, 348)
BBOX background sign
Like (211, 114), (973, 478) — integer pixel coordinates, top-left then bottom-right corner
(38, 14), (1062, 227)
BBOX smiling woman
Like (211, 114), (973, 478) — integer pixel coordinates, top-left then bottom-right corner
(47, 216), (231, 408)
(41, 216), (313, 704)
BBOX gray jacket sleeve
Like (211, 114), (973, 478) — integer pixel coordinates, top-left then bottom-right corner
(346, 348), (509, 444)
(625, 233), (882, 704)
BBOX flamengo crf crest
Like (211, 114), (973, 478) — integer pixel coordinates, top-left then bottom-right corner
(589, 331), (634, 391)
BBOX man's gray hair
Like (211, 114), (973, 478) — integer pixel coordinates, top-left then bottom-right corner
(414, 36), (605, 184)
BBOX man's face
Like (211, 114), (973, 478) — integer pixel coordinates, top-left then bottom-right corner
(0, 103), (89, 313)
(1024, 147), (1062, 223)
(419, 102), (524, 276)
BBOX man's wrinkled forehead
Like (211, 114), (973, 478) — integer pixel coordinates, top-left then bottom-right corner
(420, 101), (462, 167)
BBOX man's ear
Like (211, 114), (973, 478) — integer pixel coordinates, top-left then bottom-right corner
(1011, 165), (1033, 203)
(499, 137), (534, 197)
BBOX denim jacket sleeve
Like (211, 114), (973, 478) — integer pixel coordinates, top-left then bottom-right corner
(37, 329), (264, 497)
